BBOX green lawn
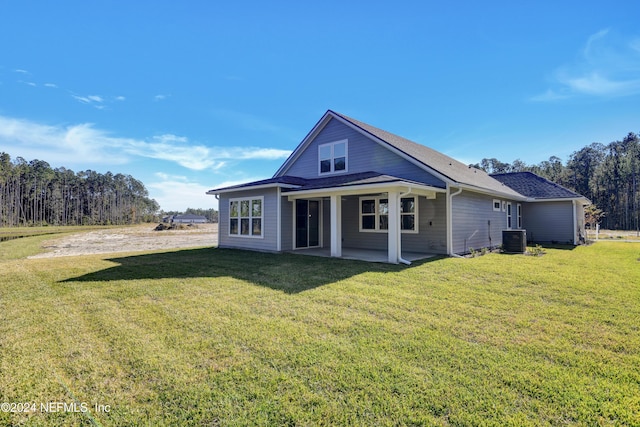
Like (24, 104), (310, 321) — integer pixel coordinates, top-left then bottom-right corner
(0, 239), (639, 426)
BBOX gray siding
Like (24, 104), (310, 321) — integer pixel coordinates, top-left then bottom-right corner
(218, 187), (280, 252)
(283, 118), (446, 188)
(523, 201), (574, 243)
(340, 193), (448, 255)
(451, 191), (516, 254)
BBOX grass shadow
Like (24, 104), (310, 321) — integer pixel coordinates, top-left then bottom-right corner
(61, 248), (441, 293)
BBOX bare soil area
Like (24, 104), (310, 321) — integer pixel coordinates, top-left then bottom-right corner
(28, 223), (218, 259)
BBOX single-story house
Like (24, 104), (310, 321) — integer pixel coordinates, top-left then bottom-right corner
(171, 214), (208, 224)
(207, 110), (589, 264)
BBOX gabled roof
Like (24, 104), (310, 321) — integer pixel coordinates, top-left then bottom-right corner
(491, 172), (587, 201)
(275, 110), (522, 198)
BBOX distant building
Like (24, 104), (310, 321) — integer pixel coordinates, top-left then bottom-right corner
(171, 214), (208, 224)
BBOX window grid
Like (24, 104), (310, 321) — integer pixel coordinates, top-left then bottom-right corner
(319, 140), (348, 175)
(359, 196), (418, 233)
(229, 197), (263, 238)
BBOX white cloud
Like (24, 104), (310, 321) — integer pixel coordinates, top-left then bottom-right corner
(0, 116), (129, 165)
(558, 71), (640, 97)
(124, 136), (223, 171)
(148, 173), (217, 211)
(154, 94), (169, 101)
(44, 83), (58, 88)
(213, 147), (292, 160)
(529, 89), (570, 102)
(0, 114), (291, 172)
(532, 29), (640, 101)
(72, 94), (104, 104)
(115, 95), (126, 101)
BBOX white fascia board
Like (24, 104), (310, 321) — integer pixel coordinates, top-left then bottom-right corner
(207, 183), (300, 195)
(455, 183), (527, 200)
(525, 196), (591, 205)
(284, 181), (445, 201)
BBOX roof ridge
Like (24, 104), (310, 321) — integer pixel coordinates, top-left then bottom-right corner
(329, 110), (523, 198)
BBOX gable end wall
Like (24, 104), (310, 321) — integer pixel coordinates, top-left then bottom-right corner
(283, 118), (445, 187)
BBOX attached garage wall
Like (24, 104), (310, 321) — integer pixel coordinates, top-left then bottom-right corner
(523, 201), (574, 244)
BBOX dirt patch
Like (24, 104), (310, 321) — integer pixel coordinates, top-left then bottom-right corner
(28, 223), (218, 259)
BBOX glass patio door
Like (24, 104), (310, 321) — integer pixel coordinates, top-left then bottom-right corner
(296, 199), (320, 248)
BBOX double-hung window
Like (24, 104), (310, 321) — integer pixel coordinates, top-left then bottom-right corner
(319, 140), (347, 174)
(359, 196), (417, 233)
(229, 197), (263, 238)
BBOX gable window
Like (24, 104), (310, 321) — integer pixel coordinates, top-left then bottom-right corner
(319, 139), (347, 174)
(359, 196), (418, 233)
(229, 197), (263, 238)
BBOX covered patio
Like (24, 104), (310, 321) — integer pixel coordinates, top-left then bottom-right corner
(282, 172), (446, 264)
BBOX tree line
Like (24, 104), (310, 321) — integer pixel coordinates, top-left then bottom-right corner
(472, 132), (640, 231)
(0, 152), (160, 226)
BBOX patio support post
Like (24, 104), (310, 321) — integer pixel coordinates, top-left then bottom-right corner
(330, 194), (342, 257)
(388, 190), (399, 264)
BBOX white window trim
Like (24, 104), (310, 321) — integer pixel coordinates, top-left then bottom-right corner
(506, 202), (513, 230)
(318, 139), (348, 175)
(228, 196), (264, 239)
(517, 203), (522, 229)
(358, 196), (419, 234)
(493, 199), (501, 212)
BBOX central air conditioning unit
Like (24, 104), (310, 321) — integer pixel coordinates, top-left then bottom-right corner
(502, 230), (527, 253)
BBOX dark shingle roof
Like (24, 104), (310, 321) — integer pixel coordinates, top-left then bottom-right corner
(329, 111), (522, 197)
(207, 176), (308, 193)
(282, 171), (428, 192)
(491, 172), (583, 199)
(208, 172), (432, 194)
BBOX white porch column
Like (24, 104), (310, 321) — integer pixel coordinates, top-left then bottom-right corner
(388, 190), (399, 264)
(330, 194), (342, 257)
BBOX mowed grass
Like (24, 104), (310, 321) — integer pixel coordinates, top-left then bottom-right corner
(0, 240), (639, 426)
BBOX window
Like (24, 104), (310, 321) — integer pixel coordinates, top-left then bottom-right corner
(229, 197), (263, 238)
(359, 196), (417, 233)
(517, 203), (522, 229)
(401, 197), (416, 231)
(319, 140), (347, 174)
(493, 199), (501, 212)
(506, 202), (512, 229)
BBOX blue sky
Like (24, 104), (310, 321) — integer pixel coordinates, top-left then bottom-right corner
(1, 1), (639, 211)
